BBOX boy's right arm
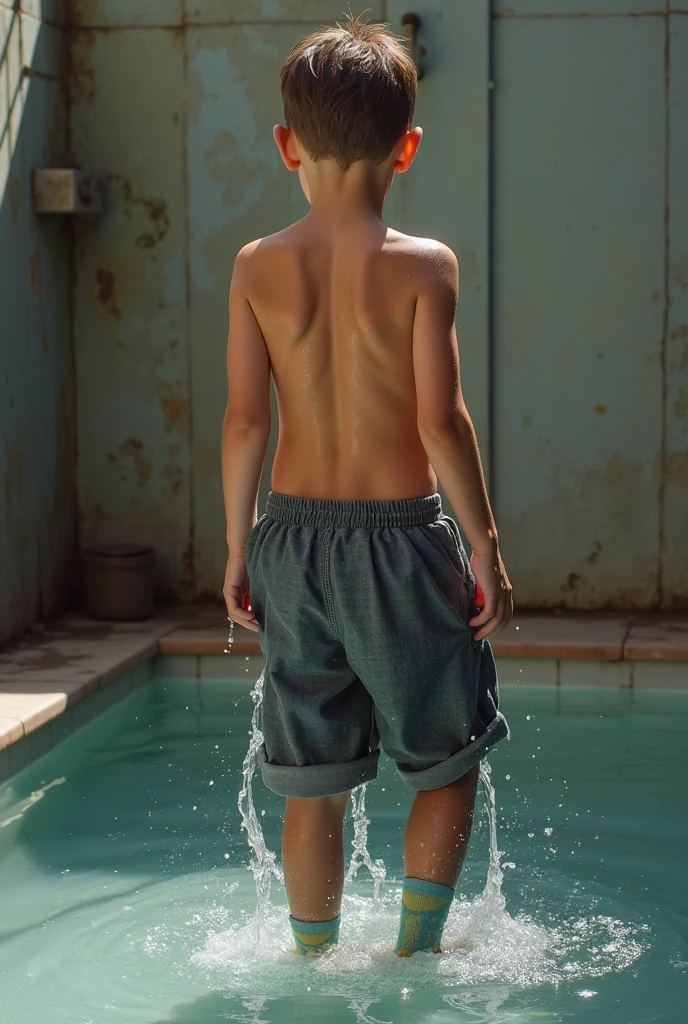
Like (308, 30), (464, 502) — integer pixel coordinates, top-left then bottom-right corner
(412, 243), (512, 640)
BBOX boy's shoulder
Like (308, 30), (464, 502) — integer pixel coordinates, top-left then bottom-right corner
(232, 225), (458, 293)
(231, 223), (304, 283)
(382, 229), (458, 280)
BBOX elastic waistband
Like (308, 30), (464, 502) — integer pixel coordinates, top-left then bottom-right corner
(265, 491), (442, 529)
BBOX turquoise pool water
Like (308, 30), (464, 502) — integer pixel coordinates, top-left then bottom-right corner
(0, 676), (686, 1023)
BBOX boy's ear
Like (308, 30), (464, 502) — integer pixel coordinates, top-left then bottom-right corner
(273, 124), (301, 171)
(394, 127), (423, 173)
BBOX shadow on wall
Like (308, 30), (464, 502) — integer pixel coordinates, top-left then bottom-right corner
(0, 5), (78, 646)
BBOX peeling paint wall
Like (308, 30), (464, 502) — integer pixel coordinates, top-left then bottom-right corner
(67, 0), (687, 609)
(0, 0), (78, 646)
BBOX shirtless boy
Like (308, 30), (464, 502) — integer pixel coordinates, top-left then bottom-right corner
(222, 16), (512, 958)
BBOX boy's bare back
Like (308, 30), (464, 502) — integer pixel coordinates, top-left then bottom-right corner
(231, 215), (457, 501)
(223, 15), (511, 644)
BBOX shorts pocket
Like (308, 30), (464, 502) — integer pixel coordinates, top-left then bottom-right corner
(245, 513), (267, 572)
(437, 516), (477, 621)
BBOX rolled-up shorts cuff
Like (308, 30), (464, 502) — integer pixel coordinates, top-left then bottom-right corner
(258, 745), (380, 798)
(396, 712), (509, 792)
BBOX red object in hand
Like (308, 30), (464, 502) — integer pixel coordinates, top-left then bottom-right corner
(475, 584), (485, 611)
(241, 592), (251, 611)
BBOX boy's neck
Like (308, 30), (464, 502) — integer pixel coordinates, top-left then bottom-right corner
(303, 158), (392, 224)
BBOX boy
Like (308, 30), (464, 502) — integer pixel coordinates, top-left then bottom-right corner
(222, 15), (512, 958)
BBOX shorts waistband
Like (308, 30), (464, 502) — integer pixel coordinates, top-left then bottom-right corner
(265, 490), (443, 529)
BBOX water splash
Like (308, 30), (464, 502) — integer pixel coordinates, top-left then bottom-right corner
(236, 687), (503, 928)
(466, 761), (506, 925)
(345, 784), (386, 898)
(236, 675), (387, 916)
(227, 698), (649, 1000)
(236, 669), (283, 941)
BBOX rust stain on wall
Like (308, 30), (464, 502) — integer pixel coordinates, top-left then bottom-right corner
(671, 255), (688, 291)
(562, 572), (582, 594)
(160, 394), (188, 434)
(680, 339), (688, 373)
(666, 451), (688, 487)
(160, 394), (188, 433)
(95, 268), (120, 319)
(162, 443), (185, 497)
(586, 540), (602, 564)
(107, 438), (152, 487)
(134, 197), (170, 249)
(105, 174), (171, 248)
(674, 386), (688, 422)
(668, 326), (688, 373)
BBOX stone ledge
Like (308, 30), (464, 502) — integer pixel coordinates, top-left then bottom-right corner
(491, 614), (632, 662)
(157, 608), (688, 664)
(623, 618), (688, 662)
(0, 611), (181, 749)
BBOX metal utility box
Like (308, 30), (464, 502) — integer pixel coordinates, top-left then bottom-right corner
(32, 169), (104, 215)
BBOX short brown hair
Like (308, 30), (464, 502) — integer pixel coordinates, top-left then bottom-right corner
(280, 14), (418, 170)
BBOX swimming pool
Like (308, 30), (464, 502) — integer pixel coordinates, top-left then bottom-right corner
(0, 672), (686, 1023)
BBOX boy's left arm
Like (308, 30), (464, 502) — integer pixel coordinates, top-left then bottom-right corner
(221, 243), (271, 632)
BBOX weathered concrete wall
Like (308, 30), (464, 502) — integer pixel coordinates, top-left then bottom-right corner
(0, 0), (78, 646)
(67, 0), (688, 609)
(492, 2), (688, 608)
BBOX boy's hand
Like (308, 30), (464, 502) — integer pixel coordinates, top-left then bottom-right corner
(223, 550), (259, 633)
(468, 549), (513, 641)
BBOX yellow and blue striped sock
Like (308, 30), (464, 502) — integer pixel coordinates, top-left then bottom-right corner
(395, 877), (454, 956)
(289, 913), (340, 955)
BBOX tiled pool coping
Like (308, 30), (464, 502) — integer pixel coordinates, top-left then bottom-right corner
(0, 604), (686, 782)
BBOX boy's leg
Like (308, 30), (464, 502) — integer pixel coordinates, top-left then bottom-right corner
(396, 765), (479, 956)
(283, 791), (350, 953)
(404, 765), (479, 886)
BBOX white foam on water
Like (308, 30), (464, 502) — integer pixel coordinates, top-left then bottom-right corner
(191, 690), (650, 1005)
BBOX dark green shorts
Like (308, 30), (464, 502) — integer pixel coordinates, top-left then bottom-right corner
(246, 491), (508, 799)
